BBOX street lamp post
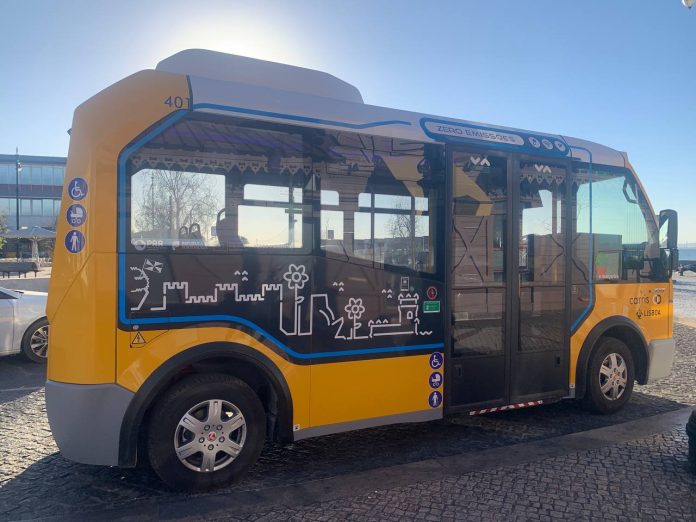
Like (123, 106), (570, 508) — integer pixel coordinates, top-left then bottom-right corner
(15, 147), (21, 230)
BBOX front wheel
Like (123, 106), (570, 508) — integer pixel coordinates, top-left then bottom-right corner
(21, 318), (49, 363)
(582, 337), (635, 414)
(147, 374), (266, 491)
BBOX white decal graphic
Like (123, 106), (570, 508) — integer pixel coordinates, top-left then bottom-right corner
(129, 260), (152, 311)
(534, 163), (552, 174)
(128, 263), (433, 340)
(469, 156), (491, 167)
(144, 259), (163, 273)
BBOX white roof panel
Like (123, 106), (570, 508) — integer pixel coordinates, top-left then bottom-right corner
(157, 50), (364, 104)
(161, 51), (628, 169)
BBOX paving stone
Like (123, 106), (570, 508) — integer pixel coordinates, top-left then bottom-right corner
(1, 324), (695, 520)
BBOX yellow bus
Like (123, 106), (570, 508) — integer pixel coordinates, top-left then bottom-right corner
(46, 50), (679, 490)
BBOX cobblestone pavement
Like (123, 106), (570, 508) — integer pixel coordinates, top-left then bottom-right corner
(228, 428), (695, 522)
(1, 324), (695, 520)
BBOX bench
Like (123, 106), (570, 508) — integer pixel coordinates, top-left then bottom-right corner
(0, 262), (40, 278)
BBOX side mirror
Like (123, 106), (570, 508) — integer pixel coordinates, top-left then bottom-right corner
(659, 209), (679, 273)
(659, 209), (678, 249)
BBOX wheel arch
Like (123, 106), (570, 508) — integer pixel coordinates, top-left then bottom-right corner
(574, 316), (649, 399)
(118, 342), (293, 467)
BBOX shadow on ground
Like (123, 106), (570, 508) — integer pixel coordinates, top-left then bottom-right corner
(0, 354), (45, 405)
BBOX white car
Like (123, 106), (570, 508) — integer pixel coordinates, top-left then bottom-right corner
(0, 287), (49, 363)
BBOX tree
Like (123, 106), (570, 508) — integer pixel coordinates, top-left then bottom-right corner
(0, 211), (7, 251)
(133, 169), (222, 240)
(386, 202), (428, 269)
(387, 202), (425, 240)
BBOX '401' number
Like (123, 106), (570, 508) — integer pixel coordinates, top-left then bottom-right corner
(164, 96), (191, 109)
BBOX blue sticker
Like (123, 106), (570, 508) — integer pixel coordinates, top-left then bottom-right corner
(429, 371), (442, 389)
(65, 230), (85, 253)
(66, 204), (86, 227)
(68, 178), (88, 201)
(429, 352), (443, 370)
(429, 390), (442, 408)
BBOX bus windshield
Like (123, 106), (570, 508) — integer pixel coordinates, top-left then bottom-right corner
(573, 165), (661, 283)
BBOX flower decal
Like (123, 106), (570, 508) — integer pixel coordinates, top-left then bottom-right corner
(283, 264), (309, 291)
(344, 298), (365, 321)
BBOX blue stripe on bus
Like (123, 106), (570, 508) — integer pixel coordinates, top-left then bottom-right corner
(191, 102), (412, 130)
(118, 303), (443, 360)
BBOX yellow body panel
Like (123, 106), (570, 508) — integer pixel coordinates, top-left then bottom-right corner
(116, 327), (311, 429)
(309, 354), (441, 427)
(116, 326), (439, 430)
(47, 70), (190, 384)
(569, 281), (672, 385)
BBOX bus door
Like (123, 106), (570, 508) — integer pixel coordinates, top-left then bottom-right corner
(447, 148), (570, 409)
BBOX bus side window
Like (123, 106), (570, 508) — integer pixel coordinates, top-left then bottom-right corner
(320, 189), (348, 258)
(127, 118), (310, 252)
(318, 134), (437, 273)
(130, 169), (225, 248)
(239, 183), (304, 248)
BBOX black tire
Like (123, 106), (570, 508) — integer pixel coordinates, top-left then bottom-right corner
(147, 373), (265, 491)
(21, 317), (49, 364)
(582, 337), (635, 414)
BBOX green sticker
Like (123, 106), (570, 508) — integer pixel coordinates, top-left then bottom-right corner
(424, 301), (440, 313)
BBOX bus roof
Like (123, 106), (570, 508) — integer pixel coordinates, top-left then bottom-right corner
(156, 50), (629, 169)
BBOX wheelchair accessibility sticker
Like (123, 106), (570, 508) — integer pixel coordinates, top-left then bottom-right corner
(68, 178), (88, 201)
(429, 352), (443, 370)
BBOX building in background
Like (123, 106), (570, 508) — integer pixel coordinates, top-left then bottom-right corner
(0, 154), (66, 259)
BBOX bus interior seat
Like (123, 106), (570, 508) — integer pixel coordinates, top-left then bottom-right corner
(216, 209), (244, 248)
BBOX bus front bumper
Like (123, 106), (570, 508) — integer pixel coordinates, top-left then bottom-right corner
(45, 380), (133, 466)
(645, 338), (676, 384)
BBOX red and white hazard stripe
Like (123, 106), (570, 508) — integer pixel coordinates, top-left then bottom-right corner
(468, 400), (543, 416)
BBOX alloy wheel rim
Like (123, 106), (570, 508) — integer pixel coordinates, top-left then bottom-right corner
(599, 353), (627, 401)
(29, 325), (49, 359)
(174, 399), (247, 473)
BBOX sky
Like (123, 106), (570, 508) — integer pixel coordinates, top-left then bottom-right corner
(1, 0), (695, 242)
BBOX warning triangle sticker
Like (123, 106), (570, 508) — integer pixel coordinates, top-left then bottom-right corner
(130, 331), (147, 347)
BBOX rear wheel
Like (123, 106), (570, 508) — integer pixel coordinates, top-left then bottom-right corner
(582, 337), (634, 414)
(147, 374), (265, 491)
(21, 318), (49, 363)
